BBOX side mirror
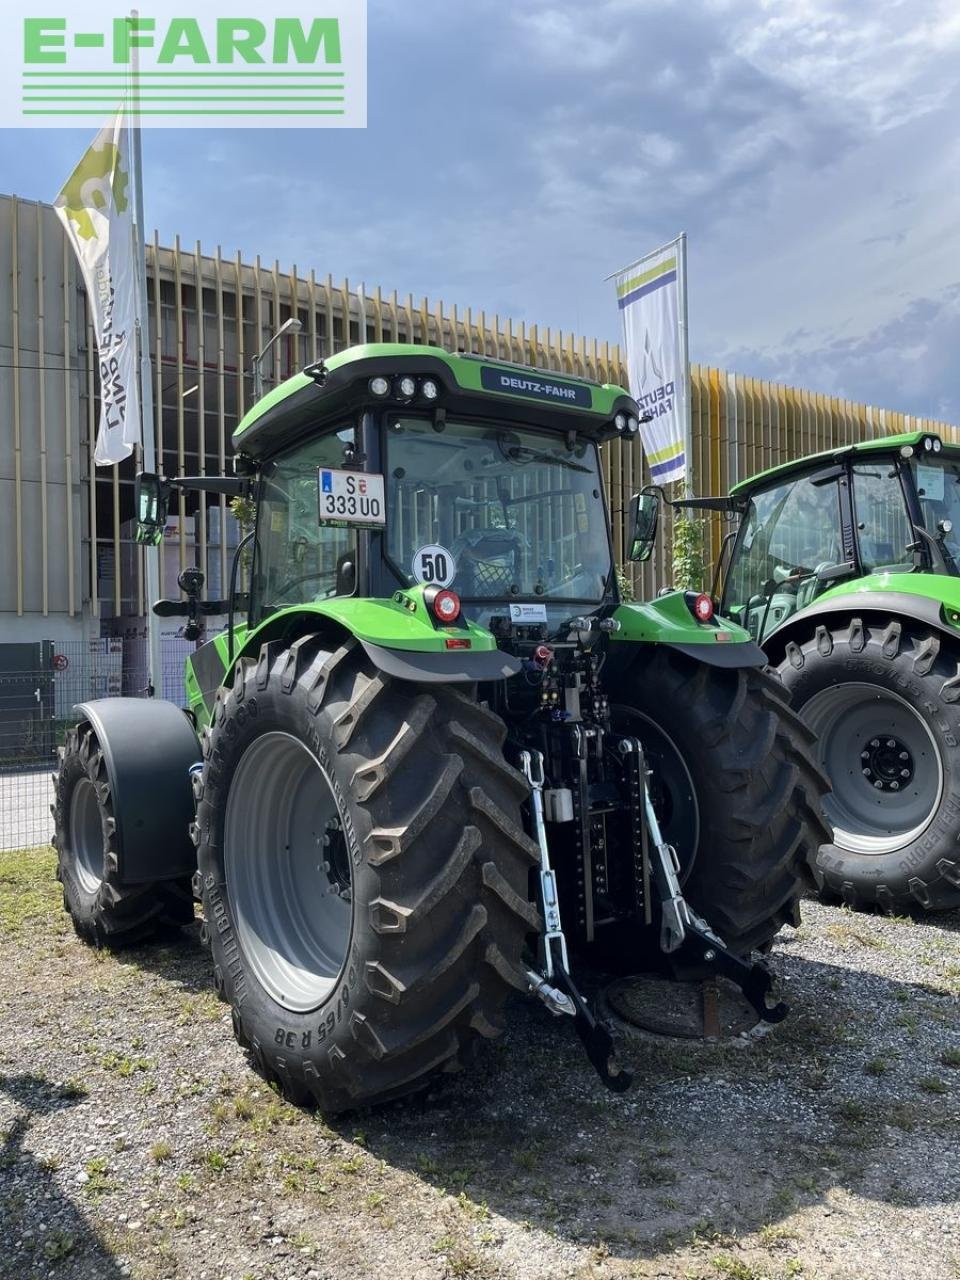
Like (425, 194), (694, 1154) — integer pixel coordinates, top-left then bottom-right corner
(134, 472), (169, 546)
(627, 492), (660, 562)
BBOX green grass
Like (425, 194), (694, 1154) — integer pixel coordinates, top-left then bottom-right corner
(917, 1076), (949, 1095)
(0, 845), (62, 937)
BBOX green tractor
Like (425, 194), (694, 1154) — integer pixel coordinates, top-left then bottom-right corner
(689, 430), (960, 914)
(52, 344), (826, 1111)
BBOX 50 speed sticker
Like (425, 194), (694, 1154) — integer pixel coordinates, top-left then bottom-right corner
(412, 544), (456, 586)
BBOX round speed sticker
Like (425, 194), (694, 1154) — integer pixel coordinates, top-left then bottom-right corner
(412, 544), (456, 587)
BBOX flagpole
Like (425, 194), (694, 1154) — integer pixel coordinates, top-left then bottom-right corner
(129, 10), (163, 696)
(675, 232), (694, 498)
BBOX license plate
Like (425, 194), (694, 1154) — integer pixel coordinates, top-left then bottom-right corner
(317, 468), (386, 527)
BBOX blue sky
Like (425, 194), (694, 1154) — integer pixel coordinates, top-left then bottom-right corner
(2, 0), (958, 421)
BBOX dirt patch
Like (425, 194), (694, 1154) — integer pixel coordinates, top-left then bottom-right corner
(1, 846), (958, 1280)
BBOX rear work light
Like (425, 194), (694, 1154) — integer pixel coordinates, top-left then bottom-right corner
(692, 593), (714, 623)
(432, 588), (461, 624)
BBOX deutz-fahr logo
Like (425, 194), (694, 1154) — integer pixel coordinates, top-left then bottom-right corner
(5, 2), (366, 128)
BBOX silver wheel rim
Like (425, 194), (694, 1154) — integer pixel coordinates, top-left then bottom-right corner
(223, 731), (353, 1013)
(69, 777), (103, 895)
(804, 683), (943, 854)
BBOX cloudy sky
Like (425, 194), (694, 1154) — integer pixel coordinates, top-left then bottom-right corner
(2, 0), (958, 420)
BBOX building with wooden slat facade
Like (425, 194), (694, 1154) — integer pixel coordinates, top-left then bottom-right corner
(1, 191), (955, 646)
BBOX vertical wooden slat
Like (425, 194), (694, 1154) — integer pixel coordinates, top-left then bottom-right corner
(324, 273), (335, 356)
(62, 227), (76, 616)
(11, 197), (23, 614)
(307, 268), (319, 364)
(173, 234), (186, 576)
(234, 251), (246, 422)
(194, 240), (208, 587)
(35, 204), (49, 615)
(215, 244), (228, 600)
(86, 295), (99, 617)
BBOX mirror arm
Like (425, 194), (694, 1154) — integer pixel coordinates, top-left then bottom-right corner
(170, 475), (248, 498)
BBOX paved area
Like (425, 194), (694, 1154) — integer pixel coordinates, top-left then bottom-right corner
(0, 768), (55, 852)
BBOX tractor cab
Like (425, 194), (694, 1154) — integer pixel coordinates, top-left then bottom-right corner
(721, 431), (959, 643)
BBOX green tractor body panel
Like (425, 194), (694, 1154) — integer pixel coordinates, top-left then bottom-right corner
(234, 343), (632, 448)
(759, 571), (960, 664)
(611, 591), (763, 662)
(729, 429), (951, 499)
(231, 343), (638, 461)
(184, 585), (503, 727)
(815, 570), (960, 613)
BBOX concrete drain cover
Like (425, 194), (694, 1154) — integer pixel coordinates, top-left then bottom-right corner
(604, 974), (760, 1040)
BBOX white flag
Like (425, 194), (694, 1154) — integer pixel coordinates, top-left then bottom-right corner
(55, 112), (141, 466)
(614, 238), (686, 485)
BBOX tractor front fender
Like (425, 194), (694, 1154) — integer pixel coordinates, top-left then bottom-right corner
(763, 589), (960, 664)
(73, 698), (199, 885)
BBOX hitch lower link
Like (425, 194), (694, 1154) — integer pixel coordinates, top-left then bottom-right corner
(519, 750), (633, 1094)
(618, 736), (789, 1026)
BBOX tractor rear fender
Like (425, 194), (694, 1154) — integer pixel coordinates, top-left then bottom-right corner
(73, 698), (200, 885)
(661, 640), (767, 668)
(763, 589), (960, 664)
(233, 600), (521, 687)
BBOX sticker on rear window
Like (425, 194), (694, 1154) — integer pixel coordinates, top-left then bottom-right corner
(509, 603), (548, 623)
(916, 463), (945, 501)
(412, 545), (456, 586)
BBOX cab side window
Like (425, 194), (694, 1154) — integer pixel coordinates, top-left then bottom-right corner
(851, 464), (914, 572)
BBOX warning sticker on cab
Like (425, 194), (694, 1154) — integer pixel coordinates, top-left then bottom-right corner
(317, 468), (386, 527)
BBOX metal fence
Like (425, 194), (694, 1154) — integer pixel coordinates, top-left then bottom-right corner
(0, 638), (193, 853)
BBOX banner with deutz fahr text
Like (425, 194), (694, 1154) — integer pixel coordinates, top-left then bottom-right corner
(54, 111), (140, 466)
(615, 241), (685, 485)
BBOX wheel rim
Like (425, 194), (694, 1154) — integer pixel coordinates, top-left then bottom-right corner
(69, 777), (103, 895)
(614, 709), (700, 880)
(223, 731), (353, 1013)
(803, 683), (943, 854)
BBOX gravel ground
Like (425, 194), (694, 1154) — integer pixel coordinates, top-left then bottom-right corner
(1, 845), (958, 1280)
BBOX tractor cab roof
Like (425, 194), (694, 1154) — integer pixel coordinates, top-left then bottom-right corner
(730, 430), (958, 499)
(232, 343), (639, 461)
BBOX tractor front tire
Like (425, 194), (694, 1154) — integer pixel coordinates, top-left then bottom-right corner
(616, 649), (829, 956)
(194, 636), (540, 1113)
(777, 618), (960, 913)
(53, 723), (194, 948)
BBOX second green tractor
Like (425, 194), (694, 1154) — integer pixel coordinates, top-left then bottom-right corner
(667, 431), (960, 915)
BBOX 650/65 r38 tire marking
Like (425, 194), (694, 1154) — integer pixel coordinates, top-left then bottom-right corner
(194, 634), (541, 1113)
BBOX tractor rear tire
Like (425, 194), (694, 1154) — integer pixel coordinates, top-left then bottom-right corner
(52, 723), (195, 948)
(194, 635), (540, 1113)
(615, 649), (829, 956)
(776, 618), (960, 913)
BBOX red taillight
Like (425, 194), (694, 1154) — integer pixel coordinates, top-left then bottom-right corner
(445, 638), (471, 649)
(432, 589), (461, 624)
(693, 593), (714, 623)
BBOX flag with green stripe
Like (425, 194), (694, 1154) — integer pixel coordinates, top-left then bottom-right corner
(614, 239), (686, 484)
